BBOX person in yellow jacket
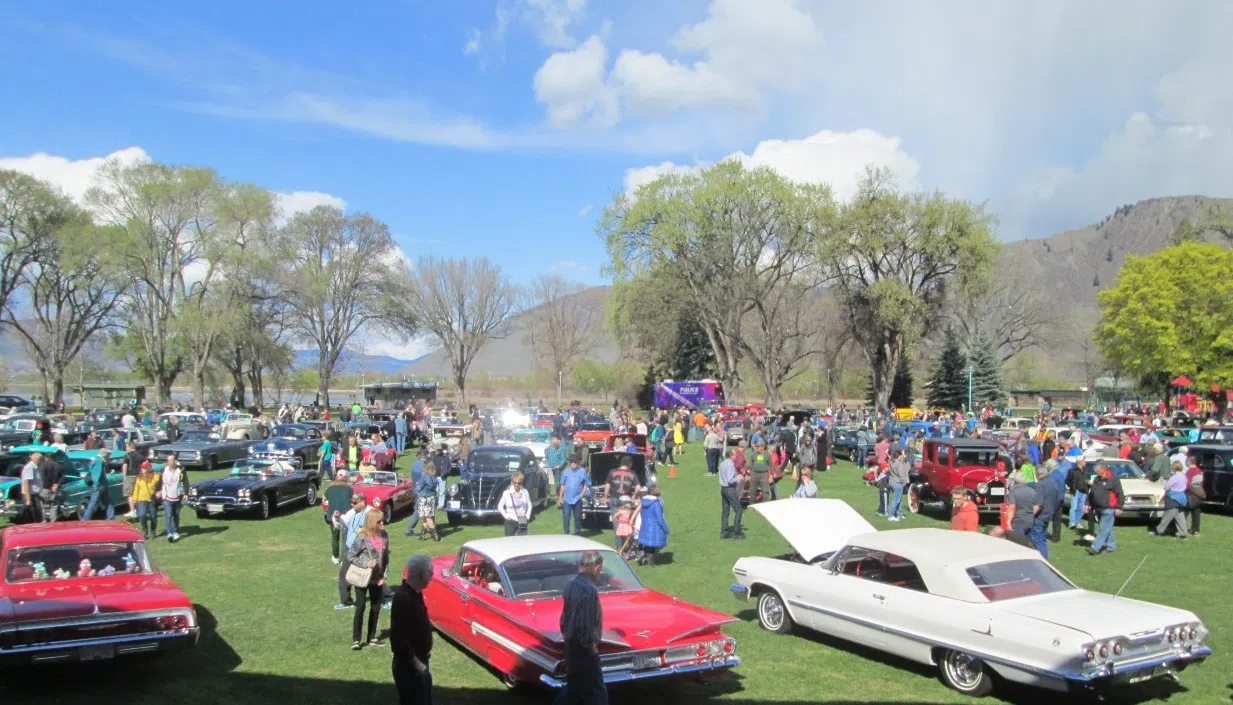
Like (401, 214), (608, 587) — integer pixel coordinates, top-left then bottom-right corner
(673, 418), (686, 455)
(131, 461), (161, 539)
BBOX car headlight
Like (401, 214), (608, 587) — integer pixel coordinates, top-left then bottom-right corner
(448, 484), (459, 497)
(248, 446), (255, 454)
(194, 451), (202, 459)
(371, 498), (381, 507)
(238, 489), (249, 498)
(189, 488), (198, 496)
(976, 482), (989, 495)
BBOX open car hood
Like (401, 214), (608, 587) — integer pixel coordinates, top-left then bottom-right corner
(589, 451), (648, 486)
(750, 498), (875, 562)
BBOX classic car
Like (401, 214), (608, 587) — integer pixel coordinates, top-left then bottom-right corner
(0, 395), (32, 410)
(219, 412), (263, 440)
(0, 521), (198, 665)
(908, 439), (1012, 515)
(997, 417), (1037, 432)
(730, 499), (1211, 697)
(446, 446), (552, 525)
(347, 469), (416, 524)
(73, 428), (163, 464)
(831, 425), (859, 460)
(578, 452), (652, 527)
(1186, 444), (1233, 506)
(723, 421), (747, 445)
(150, 429), (256, 470)
(601, 433), (656, 468)
(0, 415), (41, 450)
(0, 446), (129, 520)
(718, 405), (747, 420)
(1061, 456), (1165, 519)
(508, 427), (552, 464)
(532, 413), (560, 430)
(187, 459), (320, 520)
(572, 420), (612, 452)
(1195, 426), (1233, 445)
(158, 412), (209, 434)
(248, 424), (323, 469)
(79, 410), (126, 433)
(426, 535), (739, 690)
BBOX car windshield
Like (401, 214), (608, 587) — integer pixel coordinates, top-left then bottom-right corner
(513, 430), (550, 442)
(351, 470), (399, 486)
(468, 451), (523, 474)
(179, 431), (220, 443)
(1102, 461), (1145, 480)
(1, 419), (34, 431)
(6, 542), (154, 584)
(1198, 429), (1232, 443)
(271, 426), (311, 439)
(579, 422), (610, 432)
(502, 550), (643, 599)
(226, 414), (251, 422)
(954, 449), (1001, 467)
(966, 559), (1074, 602)
(232, 461), (287, 476)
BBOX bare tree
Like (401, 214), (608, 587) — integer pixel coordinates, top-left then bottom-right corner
(6, 216), (127, 403)
(0, 171), (62, 323)
(275, 205), (409, 407)
(403, 256), (516, 406)
(523, 274), (599, 380)
(956, 281), (1050, 363)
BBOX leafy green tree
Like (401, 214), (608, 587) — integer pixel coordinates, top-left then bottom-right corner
(1095, 243), (1233, 388)
(822, 168), (997, 413)
(0, 170), (63, 321)
(926, 330), (967, 410)
(968, 330), (1008, 408)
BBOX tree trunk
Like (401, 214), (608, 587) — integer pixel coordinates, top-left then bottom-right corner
(157, 375), (174, 408)
(51, 371), (65, 409)
(193, 368), (206, 412)
(867, 342), (900, 416)
(318, 351), (332, 408)
(39, 369), (51, 407)
(454, 367), (468, 409)
(247, 366), (264, 410)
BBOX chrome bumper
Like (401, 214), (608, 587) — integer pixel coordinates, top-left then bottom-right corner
(186, 497), (257, 510)
(1065, 645), (1212, 683)
(444, 506), (501, 516)
(0, 628), (199, 665)
(539, 655), (740, 688)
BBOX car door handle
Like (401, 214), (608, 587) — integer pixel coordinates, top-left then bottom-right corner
(872, 594), (885, 601)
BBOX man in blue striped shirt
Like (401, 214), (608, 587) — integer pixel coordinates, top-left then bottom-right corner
(557, 550), (607, 705)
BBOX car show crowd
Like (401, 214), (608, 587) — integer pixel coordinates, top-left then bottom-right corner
(1, 391), (1226, 704)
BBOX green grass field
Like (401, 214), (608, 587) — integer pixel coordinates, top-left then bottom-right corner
(4, 446), (1229, 705)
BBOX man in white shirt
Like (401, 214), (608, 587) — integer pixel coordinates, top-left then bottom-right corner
(121, 409), (138, 429)
(159, 457), (185, 542)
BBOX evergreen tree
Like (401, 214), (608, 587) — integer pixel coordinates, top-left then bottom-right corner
(969, 330), (1008, 409)
(635, 364), (659, 410)
(672, 316), (717, 380)
(926, 330), (968, 410)
(888, 355), (914, 408)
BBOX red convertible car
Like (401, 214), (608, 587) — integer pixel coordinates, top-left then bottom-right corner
(602, 433), (656, 467)
(344, 470), (416, 524)
(425, 535), (739, 690)
(0, 521), (198, 665)
(572, 419), (613, 452)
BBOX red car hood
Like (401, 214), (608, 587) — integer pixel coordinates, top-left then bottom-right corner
(1, 573), (192, 625)
(518, 589), (735, 651)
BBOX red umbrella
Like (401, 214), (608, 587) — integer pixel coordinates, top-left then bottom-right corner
(1170, 375), (1193, 387)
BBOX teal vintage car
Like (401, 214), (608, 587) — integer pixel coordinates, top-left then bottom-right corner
(0, 445), (130, 520)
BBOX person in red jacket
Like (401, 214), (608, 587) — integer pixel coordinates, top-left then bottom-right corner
(1086, 462), (1123, 555)
(950, 488), (979, 532)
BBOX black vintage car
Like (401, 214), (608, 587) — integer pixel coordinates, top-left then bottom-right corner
(0, 416), (38, 450)
(80, 410), (127, 433)
(248, 424), (323, 468)
(1187, 444), (1233, 507)
(444, 445), (552, 526)
(151, 429), (256, 470)
(579, 451), (652, 528)
(186, 459), (321, 520)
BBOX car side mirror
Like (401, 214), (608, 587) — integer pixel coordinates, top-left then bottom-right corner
(441, 568), (452, 579)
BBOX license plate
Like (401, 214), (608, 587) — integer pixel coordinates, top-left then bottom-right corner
(1128, 665), (1169, 684)
(447, 501), (460, 509)
(633, 653), (660, 670)
(207, 504), (224, 514)
(988, 487), (1005, 496)
(79, 645), (115, 661)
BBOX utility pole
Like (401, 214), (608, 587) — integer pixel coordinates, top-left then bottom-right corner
(968, 365), (974, 412)
(556, 370), (563, 409)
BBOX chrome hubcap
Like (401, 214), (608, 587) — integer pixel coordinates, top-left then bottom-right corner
(759, 595), (784, 629)
(945, 651), (982, 689)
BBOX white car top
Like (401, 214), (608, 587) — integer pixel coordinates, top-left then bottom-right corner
(462, 534), (615, 566)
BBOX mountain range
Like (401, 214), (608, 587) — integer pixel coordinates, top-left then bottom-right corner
(292, 349), (425, 377)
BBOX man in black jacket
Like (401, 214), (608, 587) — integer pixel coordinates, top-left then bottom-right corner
(391, 554), (434, 705)
(1086, 461), (1124, 555)
(37, 453), (65, 523)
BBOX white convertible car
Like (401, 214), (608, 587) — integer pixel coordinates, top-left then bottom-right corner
(730, 499), (1211, 697)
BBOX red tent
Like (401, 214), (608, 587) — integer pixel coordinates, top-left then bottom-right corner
(1171, 375), (1193, 387)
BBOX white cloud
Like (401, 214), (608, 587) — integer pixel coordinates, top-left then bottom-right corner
(577, 204), (592, 216)
(624, 129), (919, 201)
(532, 35), (617, 127)
(366, 335), (435, 361)
(463, 29), (482, 56)
(523, 0), (587, 49)
(0, 147), (149, 202)
(276, 190), (347, 217)
(536, 0), (823, 127)
(550, 259), (589, 275)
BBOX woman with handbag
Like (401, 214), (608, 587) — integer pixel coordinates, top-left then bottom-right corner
(497, 472), (532, 536)
(345, 510), (390, 650)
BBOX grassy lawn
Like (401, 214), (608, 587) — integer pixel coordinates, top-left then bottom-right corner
(4, 445), (1229, 704)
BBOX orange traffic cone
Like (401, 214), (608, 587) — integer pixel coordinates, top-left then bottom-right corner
(668, 464), (677, 478)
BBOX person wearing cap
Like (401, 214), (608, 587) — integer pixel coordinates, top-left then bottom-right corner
(325, 470), (355, 564)
(391, 555), (435, 705)
(131, 460), (160, 538)
(558, 454), (591, 536)
(335, 493), (371, 608)
(1066, 451), (1093, 530)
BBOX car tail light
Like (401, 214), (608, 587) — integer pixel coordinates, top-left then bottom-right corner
(1112, 642), (1123, 656)
(1187, 626), (1197, 641)
(1083, 647), (1095, 661)
(722, 639), (735, 654)
(695, 645), (707, 657)
(1097, 643), (1108, 658)
(1166, 628), (1176, 642)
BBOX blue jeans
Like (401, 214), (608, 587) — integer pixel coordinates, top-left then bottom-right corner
(1069, 491), (1087, 528)
(163, 500), (182, 537)
(394, 432), (406, 454)
(1030, 516), (1050, 559)
(82, 488), (115, 520)
(136, 500), (157, 536)
(889, 482), (905, 518)
(435, 477), (446, 510)
(855, 446), (867, 467)
(562, 501), (582, 535)
(876, 486), (888, 515)
(1091, 508), (1117, 552)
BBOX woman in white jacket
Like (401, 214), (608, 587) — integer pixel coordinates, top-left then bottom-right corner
(497, 472), (532, 536)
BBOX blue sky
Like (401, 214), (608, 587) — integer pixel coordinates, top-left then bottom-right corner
(2, 0), (1231, 356)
